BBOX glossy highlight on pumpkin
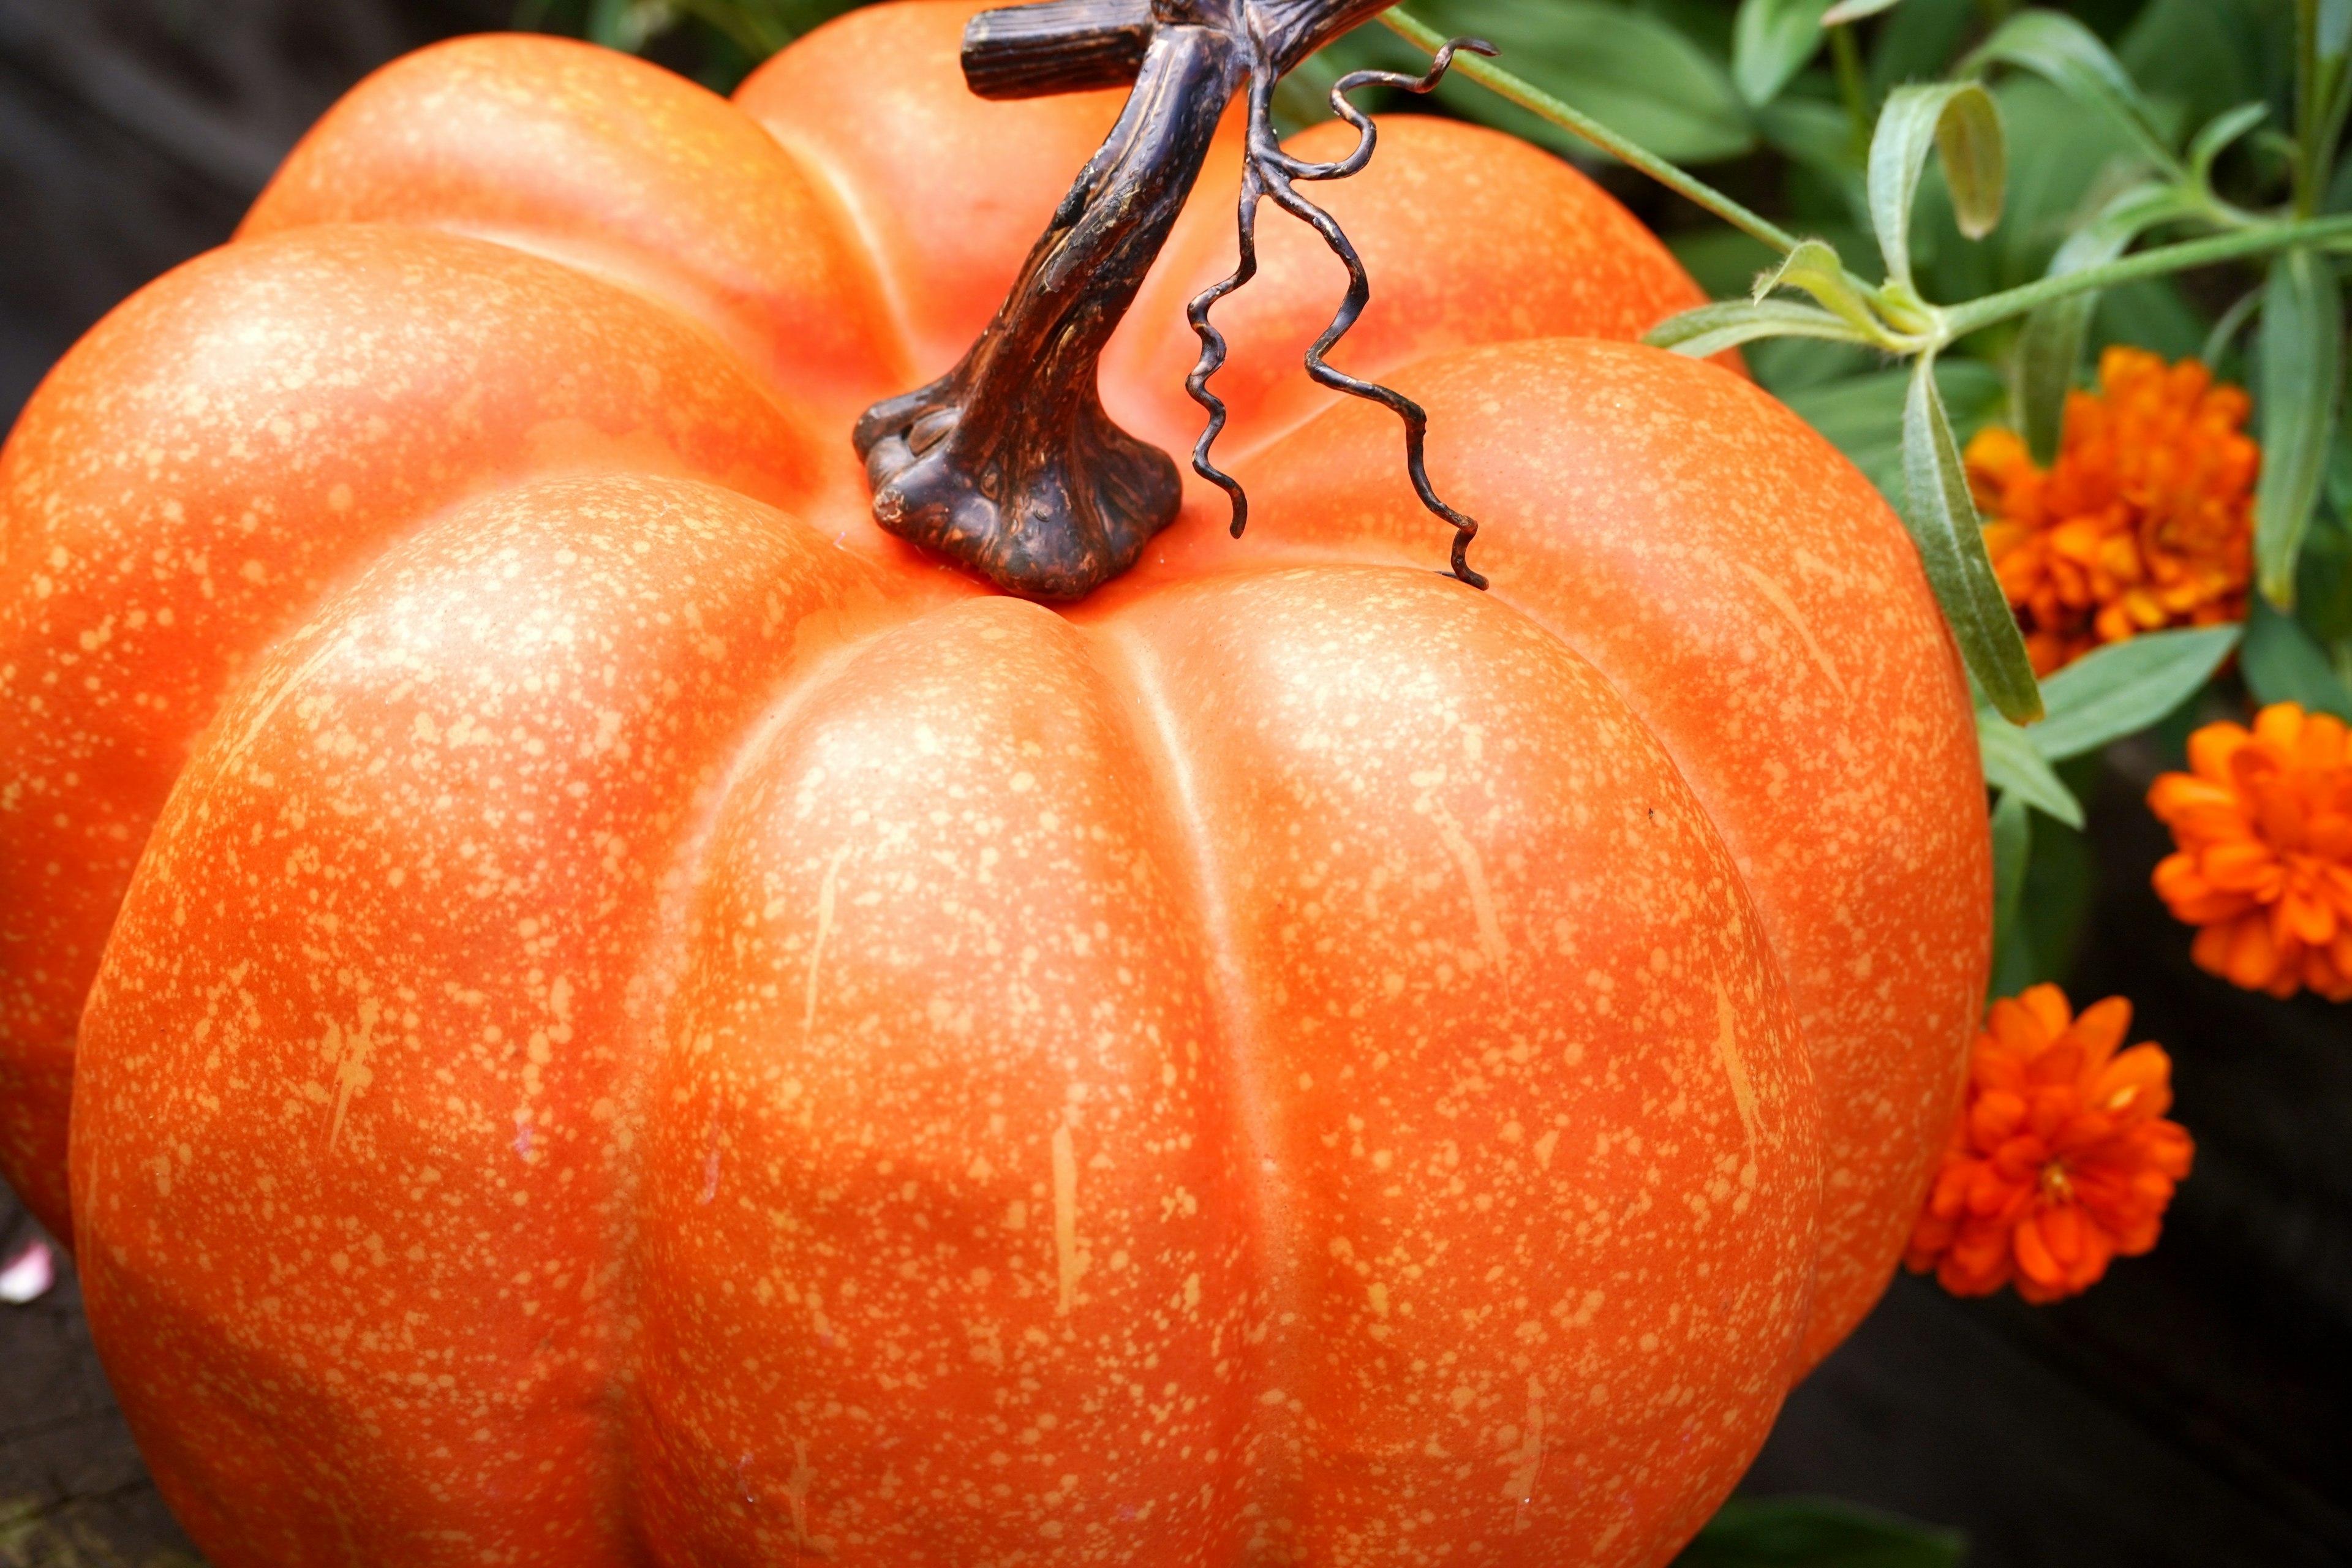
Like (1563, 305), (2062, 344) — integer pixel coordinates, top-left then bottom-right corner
(0, 6), (1987, 1564)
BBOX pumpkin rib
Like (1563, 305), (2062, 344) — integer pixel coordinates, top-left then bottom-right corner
(0, 223), (845, 1243)
(75, 472), (908, 1564)
(734, 0), (1213, 386)
(734, 115), (929, 385)
(1223, 338), (1986, 1366)
(600, 562), (1822, 1562)
(240, 32), (913, 419)
(629, 589), (1259, 1561)
(1085, 565), (1823, 1559)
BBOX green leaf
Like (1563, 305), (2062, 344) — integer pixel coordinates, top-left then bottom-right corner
(1980, 708), (2085, 826)
(1747, 337), (1874, 397)
(1869, 83), (2006, 289)
(1963, 10), (2177, 175)
(1752, 237), (1888, 336)
(1732, 0), (1833, 107)
(2020, 795), (2098, 983)
(2010, 184), (2203, 464)
(2300, 510), (2352, 644)
(1989, 790), (2032, 996)
(2244, 597), (2352, 717)
(2120, 0), (2274, 141)
(2255, 249), (2346, 608)
(1670, 227), (1787, 302)
(2029, 625), (2241, 760)
(1758, 96), (1862, 183)
(1954, 79), (2146, 296)
(2093, 275), (2207, 363)
(1869, 0), (1973, 100)
(586, 0), (677, 50)
(1674, 1496), (1965, 1567)
(1822, 0), (1904, 21)
(1419, 0), (1757, 165)
(2188, 101), (2271, 187)
(1757, 99), (1871, 232)
(1645, 300), (1871, 359)
(1904, 355), (2044, 722)
(2010, 304), (2087, 467)
(1784, 360), (2002, 501)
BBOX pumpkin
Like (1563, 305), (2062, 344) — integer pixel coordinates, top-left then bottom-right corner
(0, 3), (1988, 1562)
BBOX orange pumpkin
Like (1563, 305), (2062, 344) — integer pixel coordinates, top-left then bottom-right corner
(0, 4), (1987, 1562)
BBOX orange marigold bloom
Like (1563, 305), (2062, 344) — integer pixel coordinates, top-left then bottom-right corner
(2147, 702), (2352, 1000)
(1906, 986), (2193, 1303)
(1966, 347), (2258, 676)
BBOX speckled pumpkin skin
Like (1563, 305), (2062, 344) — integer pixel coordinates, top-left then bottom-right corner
(0, 4), (1987, 1563)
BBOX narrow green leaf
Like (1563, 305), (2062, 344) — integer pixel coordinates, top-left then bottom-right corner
(2243, 597), (2352, 717)
(1417, 0), (1758, 166)
(1989, 791), (2033, 994)
(586, 0), (638, 48)
(1757, 96), (1863, 183)
(2010, 183), (2199, 464)
(2255, 249), (2346, 608)
(2187, 101), (2270, 186)
(1645, 300), (1871, 359)
(1821, 0), (1903, 22)
(1732, 0), (1834, 108)
(1868, 83), (2005, 288)
(1785, 360), (2003, 506)
(2029, 625), (2240, 759)
(1904, 355), (2044, 722)
(2011, 300), (2094, 467)
(1868, 0), (1969, 94)
(2302, 510), (2352, 643)
(2326, 0), (2352, 65)
(1937, 88), (2006, 241)
(1752, 237), (1887, 336)
(1980, 709), (2085, 826)
(1962, 10), (2177, 175)
(1673, 1495), (1966, 1567)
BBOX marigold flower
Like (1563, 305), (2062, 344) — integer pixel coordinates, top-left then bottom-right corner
(1906, 985), (2192, 1303)
(1966, 347), (2258, 676)
(2147, 702), (2352, 1000)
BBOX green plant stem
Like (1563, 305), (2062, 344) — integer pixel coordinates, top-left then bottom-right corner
(1940, 213), (2352, 337)
(2297, 0), (2323, 217)
(2201, 285), (2265, 367)
(1830, 24), (1871, 162)
(1378, 6), (1800, 254)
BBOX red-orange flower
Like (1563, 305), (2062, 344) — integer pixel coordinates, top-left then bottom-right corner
(1966, 347), (2257, 676)
(1906, 986), (2193, 1303)
(2148, 702), (2352, 1000)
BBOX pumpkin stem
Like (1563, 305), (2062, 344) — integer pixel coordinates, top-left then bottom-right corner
(854, 1), (1493, 600)
(1185, 36), (1495, 590)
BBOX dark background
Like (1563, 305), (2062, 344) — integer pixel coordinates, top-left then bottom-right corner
(0, 2), (2347, 1564)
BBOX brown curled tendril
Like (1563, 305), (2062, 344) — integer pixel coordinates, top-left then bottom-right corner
(1185, 36), (1498, 592)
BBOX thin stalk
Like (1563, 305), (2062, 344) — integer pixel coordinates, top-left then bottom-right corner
(1830, 24), (1870, 162)
(2297, 0), (2322, 217)
(1378, 6), (1800, 254)
(2320, 73), (2352, 206)
(2201, 286), (2264, 369)
(1940, 213), (2352, 337)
